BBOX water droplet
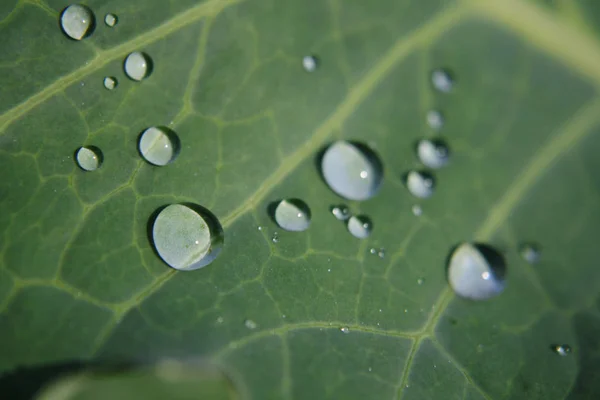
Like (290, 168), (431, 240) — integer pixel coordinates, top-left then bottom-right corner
(405, 170), (435, 199)
(340, 327), (349, 334)
(271, 232), (279, 243)
(431, 68), (454, 93)
(75, 146), (103, 171)
(257, 226), (263, 231)
(60, 4), (95, 40)
(417, 139), (450, 169)
(124, 51), (153, 81)
(216, 316), (224, 324)
(519, 242), (541, 264)
(104, 13), (118, 27)
(447, 243), (506, 300)
(302, 55), (318, 72)
(138, 126), (181, 166)
(103, 76), (117, 90)
(368, 367), (372, 372)
(370, 248), (377, 255)
(426, 110), (444, 130)
(151, 203), (224, 271)
(412, 204), (423, 216)
(377, 248), (385, 258)
(417, 277), (425, 285)
(320, 141), (383, 201)
(244, 319), (257, 330)
(347, 215), (372, 239)
(273, 199), (311, 232)
(552, 344), (571, 356)
(331, 205), (350, 220)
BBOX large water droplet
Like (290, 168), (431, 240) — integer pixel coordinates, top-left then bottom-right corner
(124, 51), (153, 81)
(103, 76), (117, 90)
(302, 55), (318, 72)
(417, 139), (450, 169)
(104, 13), (118, 27)
(320, 141), (383, 201)
(151, 203), (224, 271)
(347, 215), (372, 239)
(405, 170), (435, 199)
(273, 199), (311, 232)
(138, 126), (181, 166)
(331, 204), (350, 220)
(431, 68), (454, 93)
(75, 146), (103, 171)
(426, 110), (444, 130)
(60, 4), (95, 40)
(551, 344), (571, 356)
(447, 243), (506, 300)
(519, 242), (541, 264)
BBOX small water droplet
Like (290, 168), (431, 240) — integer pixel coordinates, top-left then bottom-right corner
(124, 51), (153, 81)
(378, 248), (385, 258)
(347, 215), (372, 239)
(282, 314), (286, 319)
(368, 367), (372, 372)
(447, 243), (506, 300)
(431, 68), (454, 93)
(426, 110), (444, 130)
(417, 139), (450, 169)
(320, 141), (383, 201)
(417, 277), (424, 285)
(273, 199), (311, 232)
(302, 55), (318, 72)
(103, 76), (117, 90)
(370, 248), (377, 255)
(340, 326), (349, 334)
(331, 205), (350, 220)
(151, 203), (224, 271)
(271, 232), (279, 243)
(104, 13), (118, 27)
(327, 268), (331, 272)
(75, 146), (103, 171)
(404, 309), (408, 313)
(552, 344), (571, 356)
(244, 319), (257, 330)
(405, 170), (435, 199)
(412, 204), (423, 216)
(216, 316), (224, 324)
(60, 4), (95, 40)
(138, 126), (181, 166)
(519, 242), (541, 264)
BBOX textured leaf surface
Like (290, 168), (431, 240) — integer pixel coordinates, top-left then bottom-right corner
(1, 0), (600, 398)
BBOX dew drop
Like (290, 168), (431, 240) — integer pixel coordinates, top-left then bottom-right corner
(104, 13), (118, 27)
(273, 199), (311, 232)
(75, 146), (103, 171)
(60, 4), (95, 40)
(216, 316), (224, 324)
(519, 242), (541, 264)
(271, 232), (279, 243)
(151, 203), (224, 271)
(138, 126), (181, 166)
(412, 204), (423, 216)
(244, 319), (257, 330)
(103, 76), (117, 90)
(331, 205), (350, 221)
(124, 51), (153, 81)
(426, 110), (444, 130)
(302, 55), (318, 72)
(369, 248), (377, 255)
(257, 226), (263, 231)
(368, 367), (372, 372)
(340, 327), (349, 334)
(417, 277), (425, 285)
(552, 344), (571, 356)
(405, 170), (435, 199)
(447, 243), (506, 300)
(431, 68), (454, 93)
(417, 139), (450, 169)
(347, 215), (372, 239)
(320, 141), (383, 201)
(378, 248), (385, 258)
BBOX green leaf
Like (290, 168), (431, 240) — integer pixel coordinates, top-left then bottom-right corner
(1, 0), (599, 398)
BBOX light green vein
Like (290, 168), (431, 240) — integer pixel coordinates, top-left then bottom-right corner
(0, 0), (242, 133)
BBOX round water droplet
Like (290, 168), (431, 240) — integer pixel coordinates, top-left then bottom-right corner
(519, 242), (541, 264)
(552, 344), (571, 356)
(417, 139), (450, 169)
(75, 146), (103, 171)
(405, 170), (435, 199)
(427, 110), (444, 130)
(60, 4), (95, 40)
(412, 204), (423, 216)
(124, 51), (153, 81)
(331, 205), (350, 221)
(340, 327), (349, 334)
(103, 76), (117, 90)
(271, 232), (279, 243)
(138, 126), (181, 166)
(244, 319), (257, 330)
(151, 203), (224, 271)
(347, 215), (372, 239)
(273, 199), (311, 232)
(320, 141), (383, 201)
(447, 243), (506, 300)
(417, 277), (425, 285)
(302, 55), (318, 72)
(104, 13), (118, 27)
(431, 68), (454, 93)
